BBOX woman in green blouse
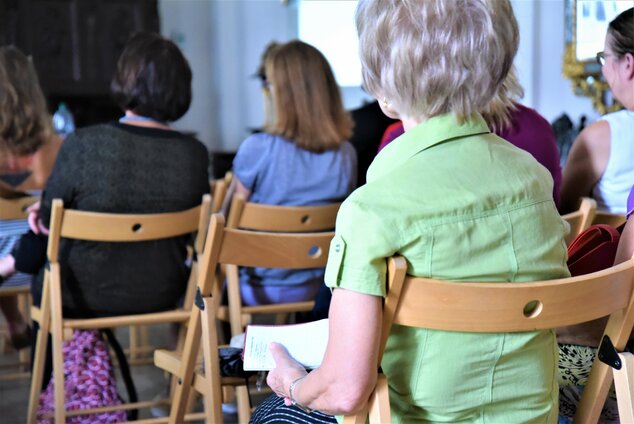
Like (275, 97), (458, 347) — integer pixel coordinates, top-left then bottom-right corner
(252, 1), (569, 422)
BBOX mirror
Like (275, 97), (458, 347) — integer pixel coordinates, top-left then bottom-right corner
(562, 0), (629, 114)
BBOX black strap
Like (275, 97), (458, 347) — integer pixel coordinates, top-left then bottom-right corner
(102, 329), (138, 421)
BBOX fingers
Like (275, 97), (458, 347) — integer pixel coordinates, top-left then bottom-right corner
(26, 200), (41, 213)
(28, 212), (40, 234)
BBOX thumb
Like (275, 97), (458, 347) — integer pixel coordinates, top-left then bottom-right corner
(269, 342), (291, 365)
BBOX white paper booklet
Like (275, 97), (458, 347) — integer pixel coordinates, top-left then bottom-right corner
(243, 319), (329, 371)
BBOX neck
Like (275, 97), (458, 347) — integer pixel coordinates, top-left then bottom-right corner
(119, 111), (172, 130)
(402, 116), (425, 132)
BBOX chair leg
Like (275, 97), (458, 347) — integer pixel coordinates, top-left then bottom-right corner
(51, 324), (65, 422)
(28, 275), (52, 424)
(614, 352), (634, 422)
(368, 374), (391, 424)
(48, 268), (66, 424)
(129, 325), (139, 361)
(18, 293), (31, 372)
(168, 307), (202, 423)
(200, 297), (223, 424)
(236, 386), (251, 424)
(27, 322), (49, 424)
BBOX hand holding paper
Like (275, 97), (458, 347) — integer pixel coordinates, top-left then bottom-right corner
(243, 319), (329, 371)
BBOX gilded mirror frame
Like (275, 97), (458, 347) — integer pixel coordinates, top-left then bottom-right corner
(562, 0), (623, 115)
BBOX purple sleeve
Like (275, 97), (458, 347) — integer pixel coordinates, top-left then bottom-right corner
(627, 185), (634, 218)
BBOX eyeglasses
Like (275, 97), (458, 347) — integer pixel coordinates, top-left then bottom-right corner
(596, 51), (614, 66)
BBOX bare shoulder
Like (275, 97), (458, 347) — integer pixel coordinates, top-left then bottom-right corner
(576, 120), (611, 153)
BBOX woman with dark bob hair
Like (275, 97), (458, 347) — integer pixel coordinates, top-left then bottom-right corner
(20, 31), (209, 317)
(251, 1), (568, 423)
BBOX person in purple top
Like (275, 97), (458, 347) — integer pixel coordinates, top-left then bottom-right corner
(378, 68), (562, 208)
(615, 184), (634, 264)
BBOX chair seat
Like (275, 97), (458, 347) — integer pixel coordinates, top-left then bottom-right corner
(216, 301), (314, 324)
(155, 349), (247, 393)
(0, 286), (30, 297)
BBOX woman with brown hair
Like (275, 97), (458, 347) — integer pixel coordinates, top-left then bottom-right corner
(232, 40), (357, 306)
(0, 45), (62, 348)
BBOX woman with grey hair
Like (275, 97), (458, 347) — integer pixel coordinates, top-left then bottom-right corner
(251, 1), (568, 422)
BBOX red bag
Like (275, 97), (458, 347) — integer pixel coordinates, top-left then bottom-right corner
(567, 224), (622, 277)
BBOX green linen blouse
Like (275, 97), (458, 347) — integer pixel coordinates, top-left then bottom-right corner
(325, 113), (570, 423)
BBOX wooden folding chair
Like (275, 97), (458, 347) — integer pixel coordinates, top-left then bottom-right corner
(344, 256), (634, 424)
(26, 194), (211, 424)
(562, 197), (597, 245)
(593, 211), (627, 228)
(0, 195), (38, 380)
(154, 213), (334, 423)
(221, 194), (340, 335)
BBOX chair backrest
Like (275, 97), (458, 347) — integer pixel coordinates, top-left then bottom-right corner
(592, 211), (627, 228)
(562, 197), (597, 245)
(345, 256), (634, 423)
(199, 213), (332, 294)
(226, 194), (340, 232)
(47, 196), (211, 262)
(0, 196), (39, 220)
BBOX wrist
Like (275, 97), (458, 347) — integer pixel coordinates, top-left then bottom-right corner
(288, 374), (312, 413)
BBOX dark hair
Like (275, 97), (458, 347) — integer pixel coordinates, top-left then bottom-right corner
(110, 32), (192, 122)
(608, 7), (633, 59)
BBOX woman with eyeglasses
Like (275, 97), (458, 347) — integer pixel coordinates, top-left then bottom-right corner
(560, 7), (634, 214)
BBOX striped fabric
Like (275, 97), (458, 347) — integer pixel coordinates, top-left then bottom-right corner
(0, 219), (32, 288)
(250, 394), (336, 424)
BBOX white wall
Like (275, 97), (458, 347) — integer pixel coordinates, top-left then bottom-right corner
(159, 1), (216, 147)
(160, 0), (602, 152)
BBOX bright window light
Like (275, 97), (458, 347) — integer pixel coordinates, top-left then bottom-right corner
(576, 0), (630, 61)
(298, 0), (361, 87)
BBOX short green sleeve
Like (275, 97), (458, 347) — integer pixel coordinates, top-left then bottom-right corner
(324, 195), (400, 297)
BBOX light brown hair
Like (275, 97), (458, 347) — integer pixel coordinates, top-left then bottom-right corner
(264, 40), (353, 153)
(0, 46), (53, 157)
(481, 66), (524, 132)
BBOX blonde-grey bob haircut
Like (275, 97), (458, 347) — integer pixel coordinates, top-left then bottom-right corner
(356, 0), (519, 123)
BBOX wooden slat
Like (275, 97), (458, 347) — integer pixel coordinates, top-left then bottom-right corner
(392, 260), (634, 332)
(59, 205), (201, 241)
(61, 310), (190, 330)
(219, 228), (333, 269)
(0, 286), (30, 297)
(236, 199), (340, 232)
(0, 196), (38, 220)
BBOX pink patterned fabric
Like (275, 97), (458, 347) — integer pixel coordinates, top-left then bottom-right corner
(37, 330), (126, 423)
